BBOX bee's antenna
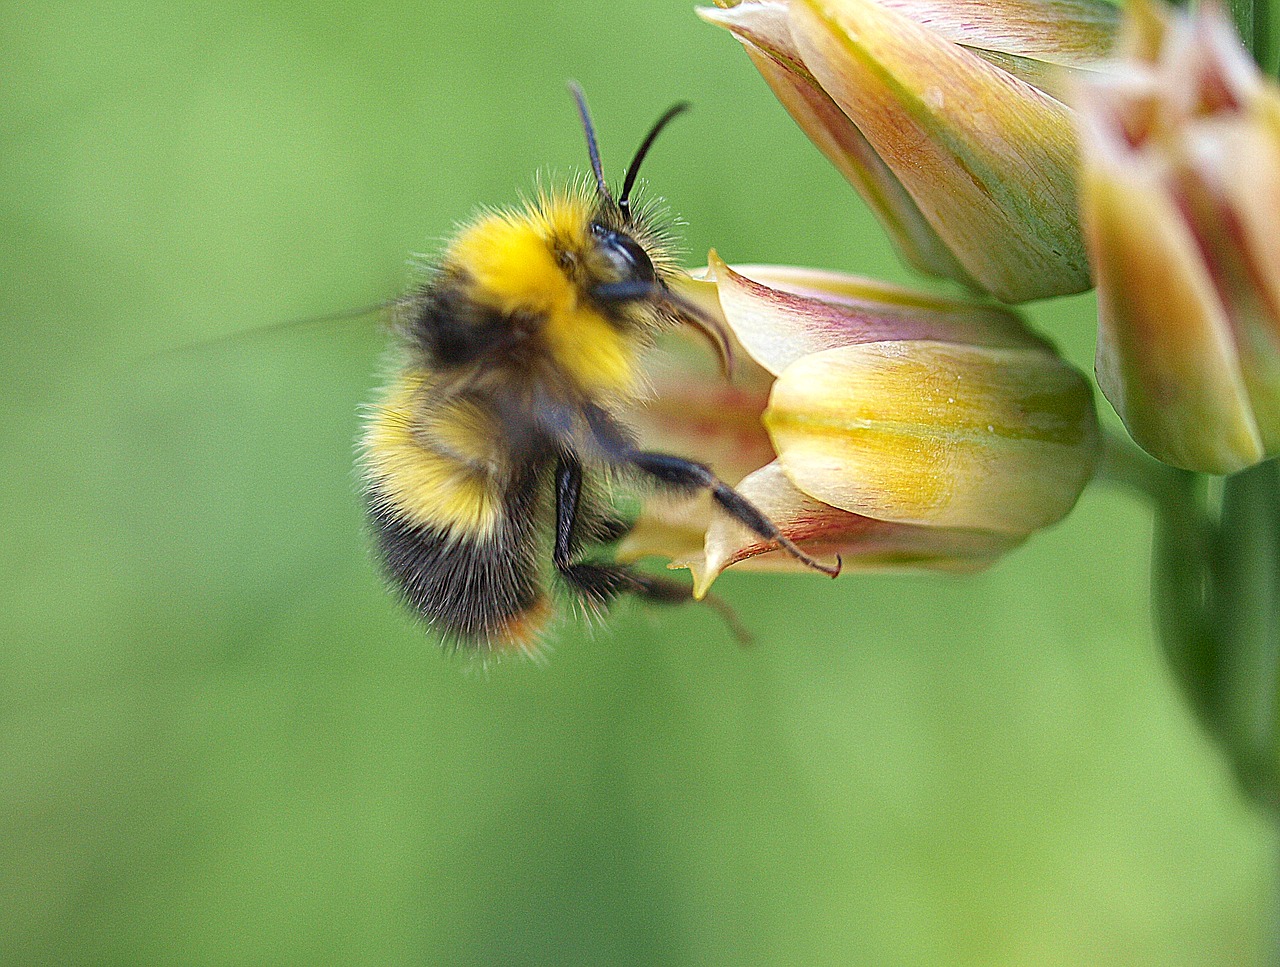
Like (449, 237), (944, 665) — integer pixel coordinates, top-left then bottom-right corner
(568, 81), (613, 203)
(619, 101), (691, 221)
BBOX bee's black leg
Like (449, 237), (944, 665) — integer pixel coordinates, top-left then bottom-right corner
(552, 452), (682, 607)
(552, 453), (751, 638)
(583, 406), (841, 578)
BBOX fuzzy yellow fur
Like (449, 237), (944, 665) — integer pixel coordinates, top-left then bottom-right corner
(445, 194), (642, 398)
(362, 370), (503, 538)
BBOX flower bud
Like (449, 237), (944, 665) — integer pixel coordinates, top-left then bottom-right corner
(624, 257), (1101, 593)
(700, 0), (1119, 302)
(1076, 0), (1280, 473)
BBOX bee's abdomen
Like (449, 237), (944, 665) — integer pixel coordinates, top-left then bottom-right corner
(361, 369), (552, 651)
(368, 487), (551, 651)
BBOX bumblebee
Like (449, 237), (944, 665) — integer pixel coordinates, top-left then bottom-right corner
(361, 85), (838, 654)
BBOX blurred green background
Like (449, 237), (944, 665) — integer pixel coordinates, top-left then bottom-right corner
(3, 0), (1275, 964)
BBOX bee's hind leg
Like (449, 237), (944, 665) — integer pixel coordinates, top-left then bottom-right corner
(553, 453), (749, 642)
(552, 452), (675, 609)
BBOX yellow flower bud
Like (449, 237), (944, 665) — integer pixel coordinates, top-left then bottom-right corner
(700, 0), (1119, 302)
(624, 257), (1100, 593)
(1076, 0), (1280, 473)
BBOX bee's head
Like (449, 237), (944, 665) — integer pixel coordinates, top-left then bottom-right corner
(588, 220), (656, 286)
(562, 84), (733, 375)
(424, 88), (731, 383)
(565, 84), (693, 310)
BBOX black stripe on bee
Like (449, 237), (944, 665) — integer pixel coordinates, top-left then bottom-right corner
(366, 479), (549, 649)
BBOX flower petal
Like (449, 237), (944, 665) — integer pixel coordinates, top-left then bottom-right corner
(876, 0), (1119, 100)
(633, 327), (778, 486)
(1076, 72), (1267, 472)
(790, 0), (1090, 302)
(766, 341), (1100, 533)
(705, 253), (1050, 376)
(1180, 119), (1280, 457)
(680, 461), (1025, 595)
(698, 1), (975, 280)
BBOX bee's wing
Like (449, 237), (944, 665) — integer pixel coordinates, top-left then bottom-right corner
(143, 295), (415, 363)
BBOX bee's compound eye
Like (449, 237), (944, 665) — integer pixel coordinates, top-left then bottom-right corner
(591, 223), (656, 284)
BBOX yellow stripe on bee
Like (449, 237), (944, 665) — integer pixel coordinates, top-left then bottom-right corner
(447, 201), (639, 397)
(362, 371), (502, 539)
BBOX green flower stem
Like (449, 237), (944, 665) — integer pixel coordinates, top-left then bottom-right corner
(1101, 433), (1220, 726)
(1105, 439), (1280, 965)
(1103, 434), (1280, 811)
(1213, 458), (1280, 813)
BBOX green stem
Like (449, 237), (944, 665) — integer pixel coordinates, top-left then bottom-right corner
(1098, 430), (1192, 505)
(1150, 474), (1220, 730)
(1212, 458), (1280, 813)
(1099, 434), (1220, 726)
(1104, 435), (1280, 814)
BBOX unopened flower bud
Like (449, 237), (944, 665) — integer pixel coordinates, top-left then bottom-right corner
(1076, 0), (1280, 473)
(701, 0), (1119, 302)
(625, 256), (1100, 593)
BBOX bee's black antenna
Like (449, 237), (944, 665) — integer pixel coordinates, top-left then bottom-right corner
(619, 101), (691, 221)
(568, 81), (613, 203)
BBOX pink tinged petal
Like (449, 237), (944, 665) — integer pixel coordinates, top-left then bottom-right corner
(1161, 5), (1261, 117)
(790, 0), (1090, 303)
(699, 2), (975, 281)
(765, 341), (1100, 534)
(1176, 120), (1280, 457)
(706, 253), (1050, 376)
(684, 461), (1023, 595)
(634, 329), (777, 487)
(1156, 10), (1280, 458)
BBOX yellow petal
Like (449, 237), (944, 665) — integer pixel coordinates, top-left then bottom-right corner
(766, 341), (1100, 533)
(1076, 75), (1267, 473)
(616, 493), (716, 572)
(876, 0), (1119, 100)
(698, 1), (976, 281)
(1180, 120), (1280, 457)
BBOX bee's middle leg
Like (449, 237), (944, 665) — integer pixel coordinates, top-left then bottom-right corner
(582, 406), (840, 578)
(552, 453), (694, 610)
